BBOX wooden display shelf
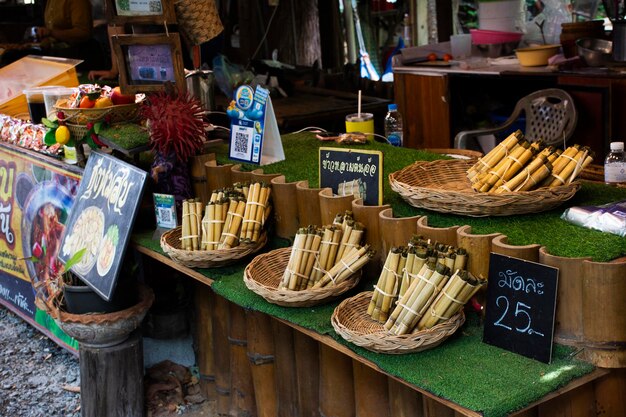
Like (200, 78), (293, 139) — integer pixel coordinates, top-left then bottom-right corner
(132, 241), (623, 417)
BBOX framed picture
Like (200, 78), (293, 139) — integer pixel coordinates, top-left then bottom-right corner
(112, 33), (186, 94)
(105, 0), (177, 25)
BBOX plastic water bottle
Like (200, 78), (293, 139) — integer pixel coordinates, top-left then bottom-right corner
(604, 141), (626, 185)
(384, 104), (403, 147)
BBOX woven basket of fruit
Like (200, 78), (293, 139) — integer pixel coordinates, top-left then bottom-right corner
(53, 85), (143, 126)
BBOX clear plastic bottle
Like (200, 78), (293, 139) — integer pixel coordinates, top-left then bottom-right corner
(384, 104), (403, 147)
(604, 141), (626, 184)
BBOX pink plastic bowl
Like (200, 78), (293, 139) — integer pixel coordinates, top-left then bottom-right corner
(470, 29), (523, 45)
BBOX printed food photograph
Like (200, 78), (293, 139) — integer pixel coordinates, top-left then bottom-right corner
(61, 205), (105, 275)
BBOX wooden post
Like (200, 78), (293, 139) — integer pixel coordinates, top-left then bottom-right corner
(194, 283), (216, 400)
(353, 361), (390, 417)
(294, 331), (320, 417)
(246, 310), (278, 417)
(79, 331), (144, 417)
(388, 378), (423, 417)
(229, 303), (256, 417)
(212, 294), (231, 416)
(272, 320), (299, 417)
(319, 344), (355, 417)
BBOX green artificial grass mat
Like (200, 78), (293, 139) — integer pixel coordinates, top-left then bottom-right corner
(133, 232), (595, 417)
(132, 132), (625, 416)
(212, 132), (626, 262)
(98, 123), (150, 150)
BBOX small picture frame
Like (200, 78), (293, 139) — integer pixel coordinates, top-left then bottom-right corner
(105, 0), (177, 25)
(112, 33), (186, 94)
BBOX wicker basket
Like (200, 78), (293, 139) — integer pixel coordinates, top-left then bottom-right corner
(389, 159), (581, 217)
(66, 123), (89, 140)
(54, 100), (141, 125)
(331, 291), (465, 354)
(243, 247), (362, 307)
(160, 226), (267, 268)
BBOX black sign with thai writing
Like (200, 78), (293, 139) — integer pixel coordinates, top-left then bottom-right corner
(58, 152), (147, 301)
(319, 147), (383, 206)
(483, 253), (559, 363)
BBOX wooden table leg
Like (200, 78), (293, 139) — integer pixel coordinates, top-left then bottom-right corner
(246, 310), (278, 417)
(319, 344), (355, 417)
(229, 302), (256, 417)
(212, 294), (231, 416)
(294, 331), (320, 417)
(353, 361), (390, 417)
(194, 283), (215, 400)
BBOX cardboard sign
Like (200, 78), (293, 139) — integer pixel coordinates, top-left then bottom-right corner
(227, 85), (285, 165)
(319, 147), (383, 206)
(58, 152), (147, 301)
(153, 193), (177, 229)
(483, 253), (559, 363)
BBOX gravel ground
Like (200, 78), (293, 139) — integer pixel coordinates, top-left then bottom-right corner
(0, 306), (81, 417)
(0, 305), (216, 417)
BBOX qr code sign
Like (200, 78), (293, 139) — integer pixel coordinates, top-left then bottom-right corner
(230, 125), (254, 161)
(158, 207), (172, 224)
(149, 1), (162, 12)
(235, 131), (249, 154)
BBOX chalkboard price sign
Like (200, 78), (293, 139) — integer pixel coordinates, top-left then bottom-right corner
(483, 253), (559, 363)
(319, 147), (383, 206)
(58, 151), (147, 301)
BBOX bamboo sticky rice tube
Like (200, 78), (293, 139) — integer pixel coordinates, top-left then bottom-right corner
(336, 220), (354, 261)
(368, 248), (402, 322)
(399, 248), (416, 297)
(312, 245), (369, 288)
(252, 184), (271, 243)
(313, 246), (358, 289)
(489, 142), (535, 191)
(468, 130), (522, 180)
(188, 200), (199, 250)
(203, 202), (215, 250)
(332, 248), (371, 285)
(540, 145), (580, 187)
(296, 227), (316, 289)
(309, 226), (334, 287)
(476, 141), (529, 192)
(453, 248), (467, 272)
(496, 153), (549, 193)
(281, 229), (307, 289)
(325, 227), (343, 272)
(182, 200), (191, 250)
(288, 229), (309, 290)
(389, 263), (450, 335)
(300, 231), (322, 289)
(195, 200), (203, 250)
(548, 147), (593, 187)
(219, 198), (246, 249)
(417, 270), (484, 330)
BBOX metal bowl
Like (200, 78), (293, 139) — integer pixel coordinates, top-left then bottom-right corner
(576, 38), (613, 67)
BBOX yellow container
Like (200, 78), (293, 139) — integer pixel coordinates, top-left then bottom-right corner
(0, 55), (81, 119)
(515, 44), (561, 67)
(345, 113), (374, 134)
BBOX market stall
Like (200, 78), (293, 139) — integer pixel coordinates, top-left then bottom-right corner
(130, 132), (626, 417)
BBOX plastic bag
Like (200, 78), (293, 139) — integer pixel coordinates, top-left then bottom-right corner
(561, 199), (626, 237)
(211, 54), (254, 99)
(524, 0), (572, 45)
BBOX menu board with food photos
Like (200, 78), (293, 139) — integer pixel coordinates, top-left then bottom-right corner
(58, 151), (147, 301)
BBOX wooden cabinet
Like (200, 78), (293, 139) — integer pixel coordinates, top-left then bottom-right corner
(394, 67), (621, 160)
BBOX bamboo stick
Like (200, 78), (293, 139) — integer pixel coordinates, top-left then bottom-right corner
(182, 200), (191, 251)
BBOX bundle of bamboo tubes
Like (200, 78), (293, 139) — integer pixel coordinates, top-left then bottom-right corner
(368, 236), (467, 326)
(180, 182), (272, 251)
(278, 216), (372, 291)
(467, 130), (593, 193)
(366, 235), (475, 332)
